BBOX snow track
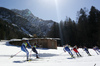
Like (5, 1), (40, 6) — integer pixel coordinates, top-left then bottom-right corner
(0, 41), (100, 66)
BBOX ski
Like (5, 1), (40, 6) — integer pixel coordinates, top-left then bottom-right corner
(13, 59), (35, 63)
(70, 55), (75, 58)
(69, 53), (75, 58)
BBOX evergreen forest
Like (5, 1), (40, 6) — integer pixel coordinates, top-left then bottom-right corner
(48, 6), (100, 48)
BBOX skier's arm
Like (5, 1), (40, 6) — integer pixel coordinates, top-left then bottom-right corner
(27, 41), (31, 48)
(63, 48), (66, 52)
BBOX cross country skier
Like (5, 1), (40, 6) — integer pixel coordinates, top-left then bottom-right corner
(83, 46), (91, 56)
(31, 43), (39, 58)
(63, 44), (74, 58)
(21, 39), (31, 61)
(93, 46), (100, 55)
(73, 45), (82, 57)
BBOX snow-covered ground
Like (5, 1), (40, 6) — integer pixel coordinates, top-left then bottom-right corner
(0, 41), (100, 66)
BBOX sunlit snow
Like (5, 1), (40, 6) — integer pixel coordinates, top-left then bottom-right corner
(0, 41), (100, 66)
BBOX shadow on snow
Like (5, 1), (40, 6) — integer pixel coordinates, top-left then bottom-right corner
(0, 53), (58, 58)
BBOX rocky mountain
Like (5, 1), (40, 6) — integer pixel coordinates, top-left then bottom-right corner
(11, 9), (55, 36)
(0, 18), (29, 40)
(0, 7), (55, 37)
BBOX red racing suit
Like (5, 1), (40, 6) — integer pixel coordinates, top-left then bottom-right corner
(73, 47), (79, 53)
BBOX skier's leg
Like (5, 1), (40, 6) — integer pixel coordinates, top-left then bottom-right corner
(70, 51), (75, 58)
(24, 49), (29, 60)
(98, 50), (100, 53)
(36, 54), (39, 58)
(70, 51), (73, 55)
(68, 52), (73, 58)
(32, 48), (39, 58)
(68, 52), (71, 55)
(35, 51), (39, 58)
(78, 52), (82, 57)
(21, 46), (29, 60)
(76, 53), (79, 57)
(88, 53), (91, 56)
(25, 50), (29, 60)
(97, 50), (100, 53)
(70, 51), (74, 56)
(95, 50), (99, 55)
(87, 51), (91, 56)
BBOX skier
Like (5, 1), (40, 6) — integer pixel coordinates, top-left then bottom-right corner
(73, 45), (82, 57)
(21, 39), (31, 61)
(93, 46), (100, 55)
(83, 46), (91, 56)
(31, 43), (39, 58)
(63, 44), (74, 58)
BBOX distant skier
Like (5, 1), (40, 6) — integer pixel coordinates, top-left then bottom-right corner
(73, 45), (82, 57)
(83, 46), (91, 56)
(31, 43), (39, 58)
(21, 39), (31, 61)
(63, 44), (74, 58)
(93, 46), (100, 55)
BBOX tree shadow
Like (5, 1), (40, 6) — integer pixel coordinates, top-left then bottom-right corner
(5, 42), (21, 47)
(0, 53), (58, 58)
(31, 53), (58, 57)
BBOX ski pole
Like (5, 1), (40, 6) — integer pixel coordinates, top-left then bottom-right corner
(59, 52), (64, 55)
(30, 50), (32, 58)
(10, 50), (21, 58)
(38, 45), (42, 56)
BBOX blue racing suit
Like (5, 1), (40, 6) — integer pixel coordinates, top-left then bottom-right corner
(83, 47), (91, 56)
(63, 46), (73, 56)
(93, 46), (100, 55)
(21, 41), (31, 60)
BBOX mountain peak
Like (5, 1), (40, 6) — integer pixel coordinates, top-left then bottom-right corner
(0, 7), (56, 37)
(11, 9), (34, 17)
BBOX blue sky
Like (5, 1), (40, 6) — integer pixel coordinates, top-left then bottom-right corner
(0, 0), (100, 22)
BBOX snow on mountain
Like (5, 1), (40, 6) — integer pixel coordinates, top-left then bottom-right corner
(0, 41), (100, 66)
(11, 9), (55, 36)
(0, 7), (55, 37)
(0, 7), (33, 36)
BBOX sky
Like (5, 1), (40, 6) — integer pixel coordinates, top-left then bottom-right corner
(0, 0), (100, 22)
